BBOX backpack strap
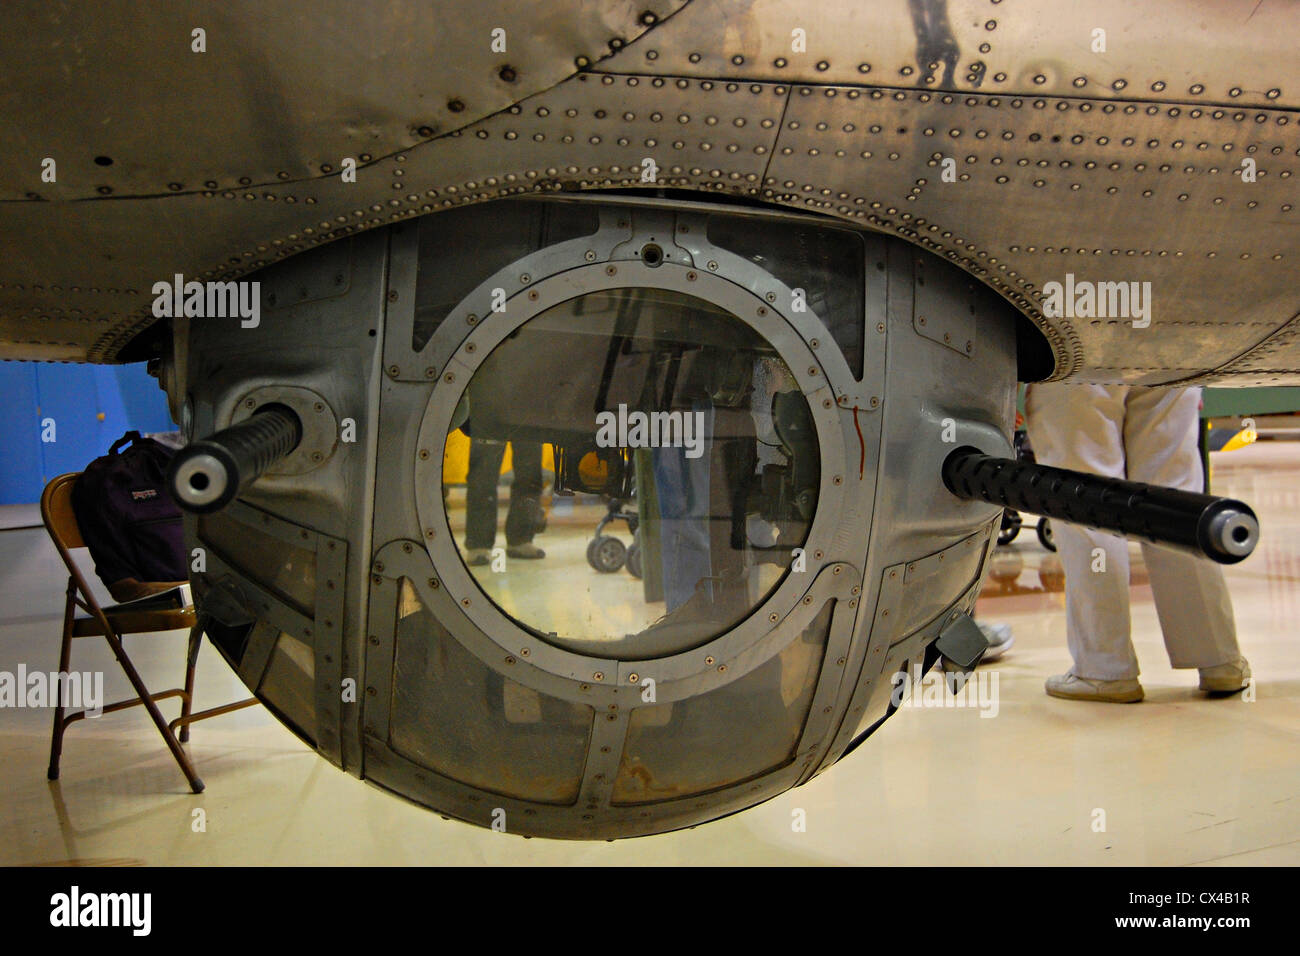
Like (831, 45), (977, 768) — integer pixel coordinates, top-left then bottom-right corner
(109, 430), (143, 455)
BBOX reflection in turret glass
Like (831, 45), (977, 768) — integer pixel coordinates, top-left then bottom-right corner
(442, 288), (820, 660)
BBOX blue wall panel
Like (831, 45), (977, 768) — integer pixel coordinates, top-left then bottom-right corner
(0, 360), (175, 504)
(0, 363), (43, 506)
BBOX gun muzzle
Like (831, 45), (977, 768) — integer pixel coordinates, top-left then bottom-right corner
(942, 446), (1258, 564)
(168, 404), (303, 513)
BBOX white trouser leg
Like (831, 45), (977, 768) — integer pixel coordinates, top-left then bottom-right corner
(1025, 383), (1142, 679)
(1123, 387), (1242, 669)
(1060, 526), (1140, 679)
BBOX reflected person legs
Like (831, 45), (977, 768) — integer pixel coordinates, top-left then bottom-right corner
(503, 440), (546, 559)
(653, 438), (713, 613)
(465, 437), (508, 565)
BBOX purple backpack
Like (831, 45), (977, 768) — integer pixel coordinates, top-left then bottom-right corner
(71, 431), (187, 602)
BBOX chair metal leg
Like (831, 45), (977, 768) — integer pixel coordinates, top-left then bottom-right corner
(169, 696), (260, 735)
(102, 629), (205, 793)
(47, 581), (77, 781)
(179, 615), (205, 744)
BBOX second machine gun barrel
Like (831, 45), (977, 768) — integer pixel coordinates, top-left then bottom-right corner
(942, 446), (1259, 564)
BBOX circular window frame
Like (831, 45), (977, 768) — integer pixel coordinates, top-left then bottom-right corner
(414, 254), (852, 690)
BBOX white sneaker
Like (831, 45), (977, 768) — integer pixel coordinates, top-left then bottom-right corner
(1046, 672), (1144, 703)
(1198, 657), (1252, 694)
(977, 622), (1014, 663)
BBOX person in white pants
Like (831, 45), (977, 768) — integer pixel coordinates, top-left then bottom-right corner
(1023, 383), (1251, 702)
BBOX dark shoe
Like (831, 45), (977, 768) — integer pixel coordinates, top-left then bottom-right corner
(466, 548), (491, 566)
(507, 543), (546, 560)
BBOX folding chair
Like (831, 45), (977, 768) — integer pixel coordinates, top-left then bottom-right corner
(40, 472), (257, 793)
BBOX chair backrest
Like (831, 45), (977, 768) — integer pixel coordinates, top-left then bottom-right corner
(41, 472), (85, 551)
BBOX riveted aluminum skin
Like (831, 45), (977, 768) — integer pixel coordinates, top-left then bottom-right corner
(0, 1), (1295, 385)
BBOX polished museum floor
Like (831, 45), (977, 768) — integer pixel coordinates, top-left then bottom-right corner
(1, 441), (1295, 865)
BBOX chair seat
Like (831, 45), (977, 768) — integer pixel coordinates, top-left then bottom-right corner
(72, 607), (197, 637)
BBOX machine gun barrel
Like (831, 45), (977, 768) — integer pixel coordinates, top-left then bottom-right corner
(941, 446), (1259, 564)
(167, 404), (302, 513)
